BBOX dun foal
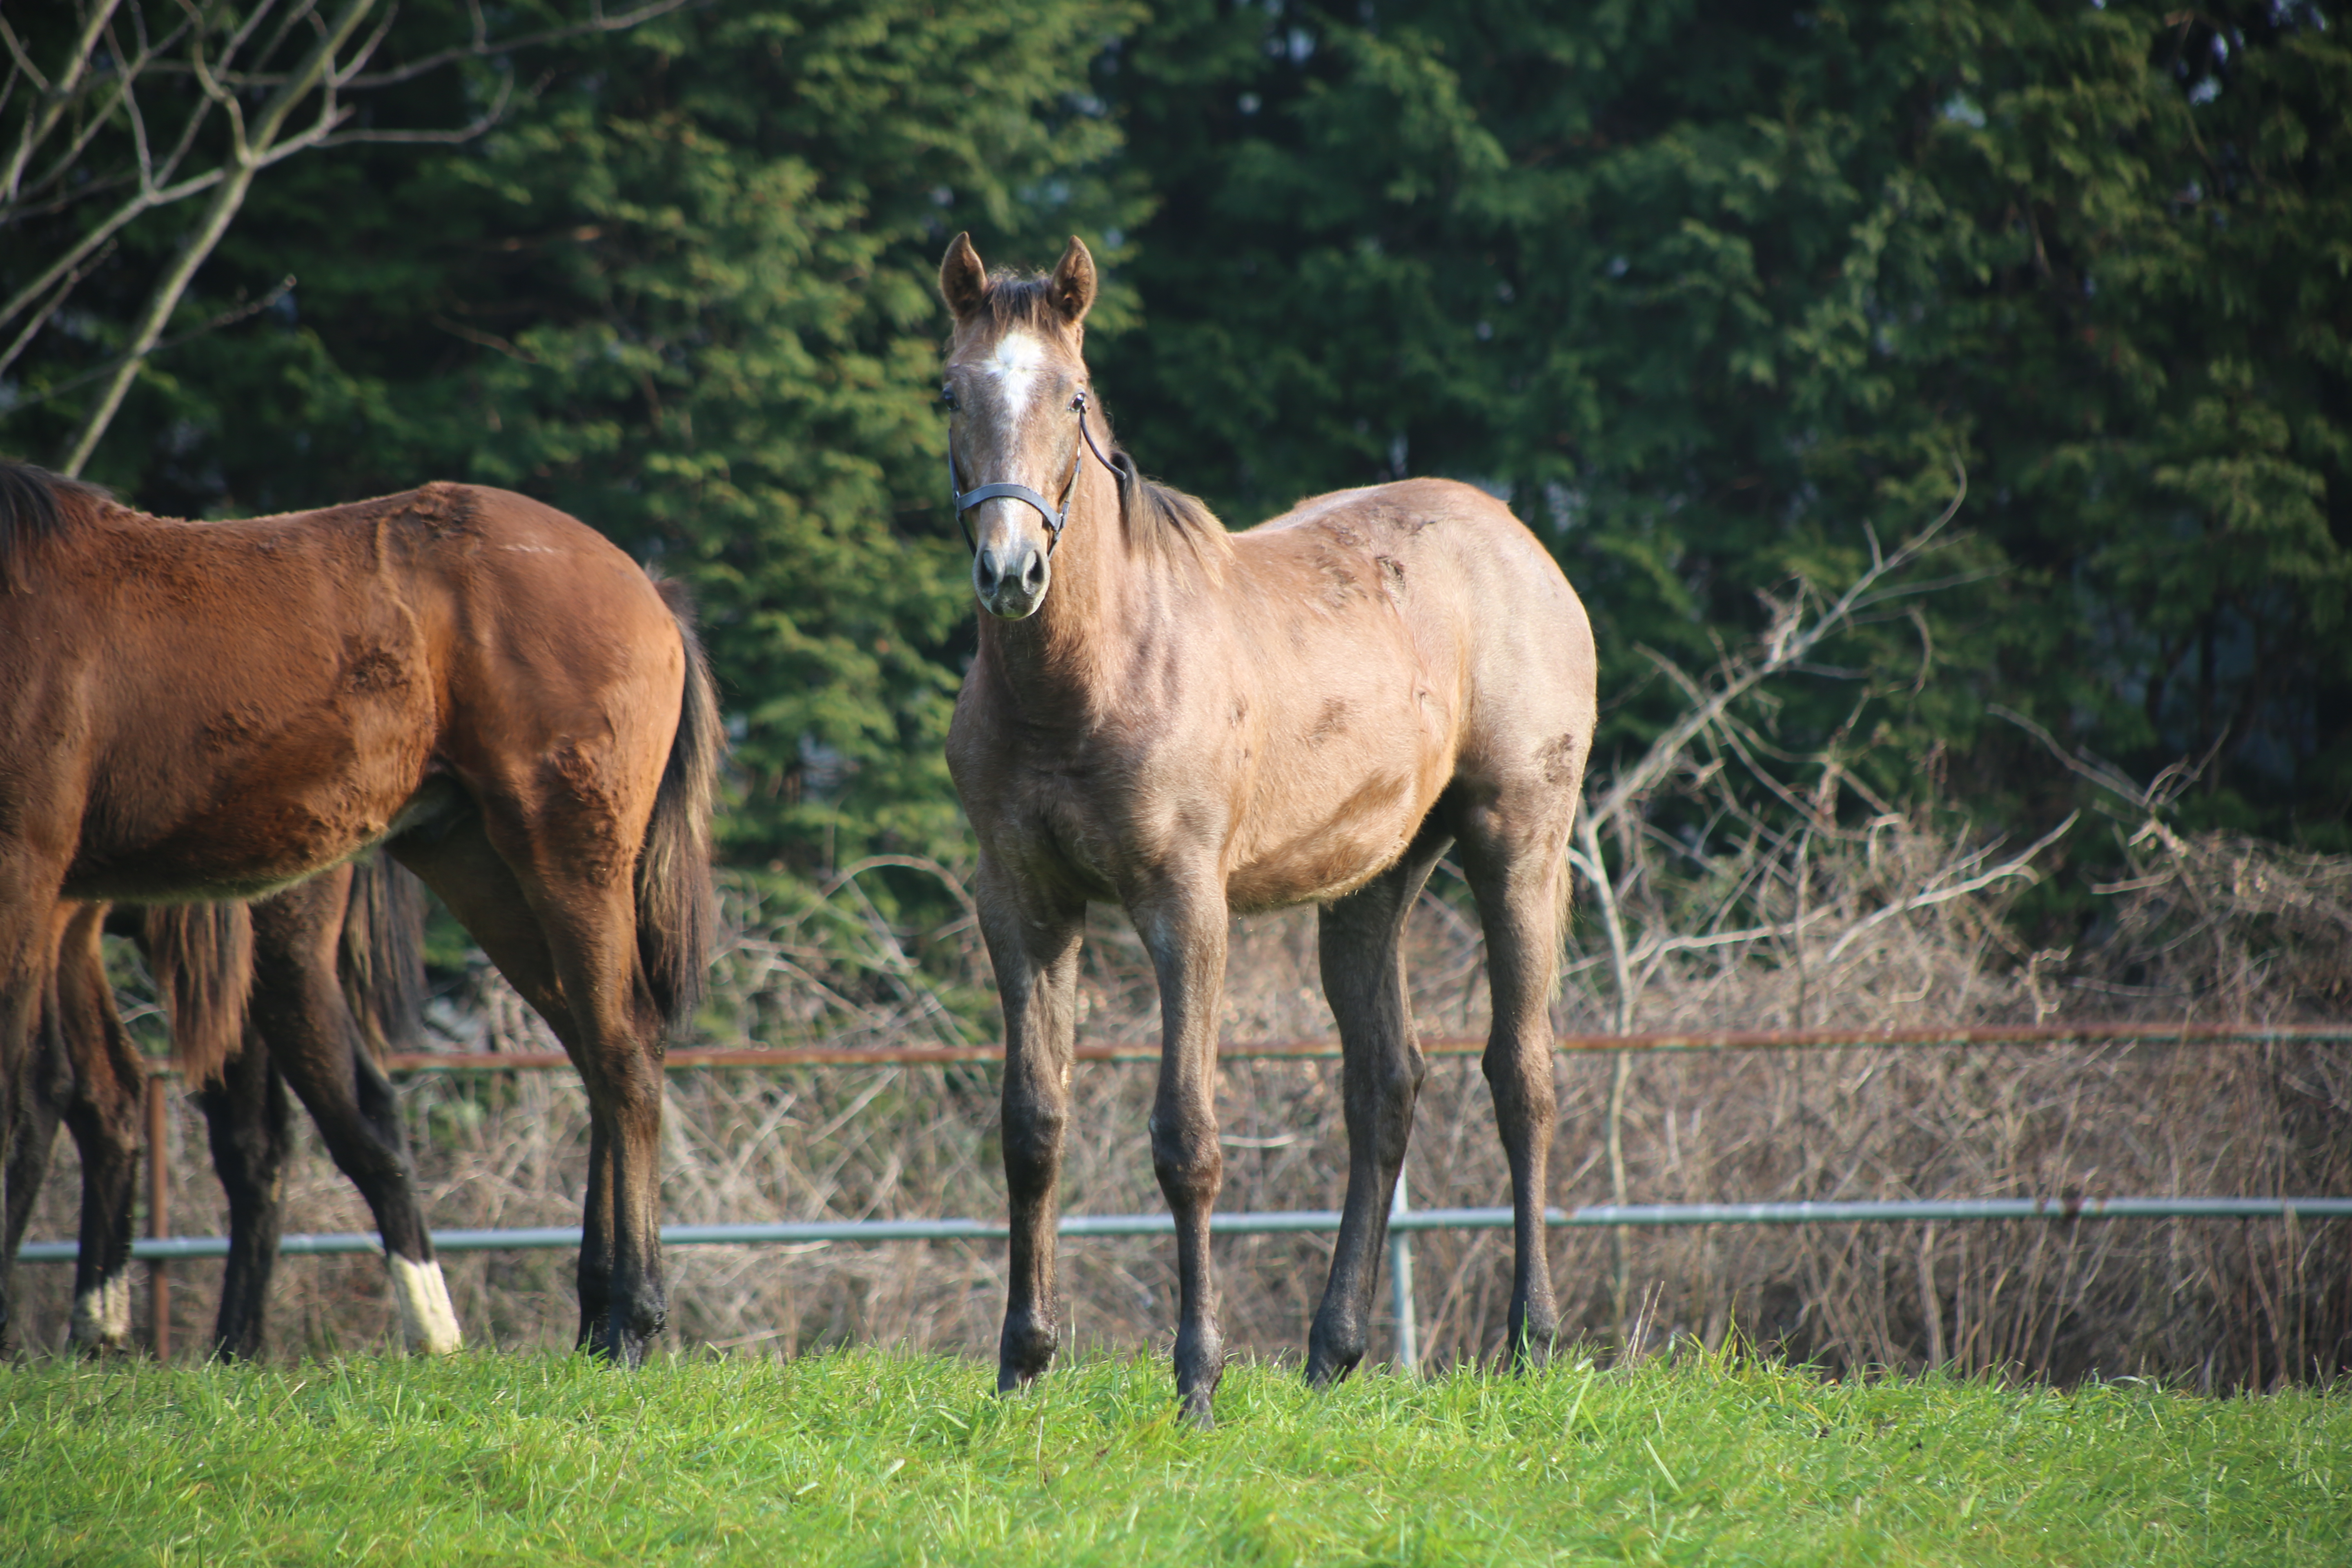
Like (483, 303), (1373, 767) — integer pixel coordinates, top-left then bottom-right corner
(939, 235), (1597, 1423)
(0, 463), (716, 1363)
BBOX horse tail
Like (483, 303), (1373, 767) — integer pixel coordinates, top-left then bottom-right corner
(144, 902), (255, 1087)
(338, 852), (429, 1056)
(638, 577), (722, 1034)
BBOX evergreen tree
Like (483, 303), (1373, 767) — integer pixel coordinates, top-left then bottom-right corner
(9, 0), (2345, 891)
(1097, 0), (2350, 844)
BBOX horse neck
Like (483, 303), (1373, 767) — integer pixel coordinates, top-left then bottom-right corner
(973, 460), (1162, 711)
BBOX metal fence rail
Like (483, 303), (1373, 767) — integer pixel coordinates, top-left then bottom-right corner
(369, 1020), (2352, 1074)
(23, 1197), (2352, 1265)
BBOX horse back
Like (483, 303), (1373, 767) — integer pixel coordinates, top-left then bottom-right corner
(3, 481), (678, 901)
(1227, 475), (1595, 785)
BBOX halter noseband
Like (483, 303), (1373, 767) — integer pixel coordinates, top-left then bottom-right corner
(947, 390), (1121, 556)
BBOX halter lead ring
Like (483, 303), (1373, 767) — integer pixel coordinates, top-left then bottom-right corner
(948, 390), (1120, 556)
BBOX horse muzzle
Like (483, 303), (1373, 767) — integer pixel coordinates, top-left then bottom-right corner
(975, 537), (1049, 619)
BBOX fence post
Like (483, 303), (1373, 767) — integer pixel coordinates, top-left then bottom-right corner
(1390, 1158), (1418, 1374)
(146, 1069), (169, 1360)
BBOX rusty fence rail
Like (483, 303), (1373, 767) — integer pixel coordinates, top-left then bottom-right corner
(363, 1020), (2352, 1073)
(16, 1022), (2351, 1358)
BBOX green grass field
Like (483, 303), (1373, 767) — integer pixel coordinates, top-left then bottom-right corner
(2, 1347), (2343, 1565)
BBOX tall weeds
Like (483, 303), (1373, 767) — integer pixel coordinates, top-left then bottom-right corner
(9, 823), (2345, 1388)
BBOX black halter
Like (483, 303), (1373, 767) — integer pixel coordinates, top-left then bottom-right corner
(948, 390), (1121, 556)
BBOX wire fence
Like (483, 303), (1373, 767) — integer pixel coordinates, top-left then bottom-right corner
(17, 1022), (2350, 1361)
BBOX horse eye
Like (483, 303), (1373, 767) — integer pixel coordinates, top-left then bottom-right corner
(939, 387), (958, 409)
(1069, 391), (1086, 411)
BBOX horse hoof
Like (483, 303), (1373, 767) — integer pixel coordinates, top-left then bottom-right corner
(1506, 1310), (1562, 1372)
(998, 1310), (1057, 1389)
(1303, 1321), (1365, 1389)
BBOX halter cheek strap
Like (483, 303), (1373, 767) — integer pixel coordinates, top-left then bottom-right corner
(948, 392), (1117, 556)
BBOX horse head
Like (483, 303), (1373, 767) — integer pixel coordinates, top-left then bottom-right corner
(938, 232), (1102, 619)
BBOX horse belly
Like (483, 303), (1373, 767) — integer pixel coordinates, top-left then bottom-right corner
(64, 696), (441, 903)
(1224, 748), (1442, 912)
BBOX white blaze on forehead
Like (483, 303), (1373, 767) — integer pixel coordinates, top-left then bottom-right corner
(982, 330), (1050, 413)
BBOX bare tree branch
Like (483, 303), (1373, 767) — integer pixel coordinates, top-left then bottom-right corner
(1816, 813), (2076, 966)
(341, 0), (706, 89)
(10, 273), (291, 412)
(9, 0), (686, 468)
(2, 0), (127, 202)
(0, 238), (116, 380)
(1584, 461), (1970, 835)
(62, 0), (379, 474)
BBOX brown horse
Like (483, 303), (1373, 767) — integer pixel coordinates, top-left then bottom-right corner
(937, 235), (1598, 1423)
(4, 855), (458, 1360)
(0, 463), (718, 1363)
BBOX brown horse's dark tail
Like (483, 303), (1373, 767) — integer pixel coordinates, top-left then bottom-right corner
(639, 578), (722, 1035)
(338, 852), (429, 1056)
(144, 903), (256, 1086)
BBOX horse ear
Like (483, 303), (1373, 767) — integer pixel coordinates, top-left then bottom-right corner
(1049, 236), (1096, 325)
(940, 232), (987, 321)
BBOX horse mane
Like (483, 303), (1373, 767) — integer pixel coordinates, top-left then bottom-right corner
(1106, 446), (1230, 564)
(973, 275), (1071, 334)
(0, 458), (111, 590)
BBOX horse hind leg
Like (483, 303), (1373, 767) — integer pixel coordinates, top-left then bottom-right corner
(249, 876), (458, 1356)
(49, 905), (144, 1356)
(1457, 786), (1576, 1368)
(394, 811), (656, 1365)
(1305, 824), (1452, 1387)
(4, 985), (69, 1355)
(196, 1031), (292, 1361)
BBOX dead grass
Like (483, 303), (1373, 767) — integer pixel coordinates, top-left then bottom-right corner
(9, 819), (2347, 1389)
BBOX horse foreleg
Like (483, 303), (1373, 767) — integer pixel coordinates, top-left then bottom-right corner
(1461, 802), (1572, 1368)
(196, 1037), (291, 1361)
(3, 1003), (66, 1355)
(250, 883), (457, 1354)
(1137, 882), (1230, 1426)
(52, 904), (143, 1356)
(0, 891), (71, 1354)
(976, 862), (1083, 1394)
(1306, 828), (1450, 1386)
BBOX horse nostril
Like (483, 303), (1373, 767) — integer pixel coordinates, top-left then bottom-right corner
(975, 552), (1000, 595)
(1022, 552), (1046, 592)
